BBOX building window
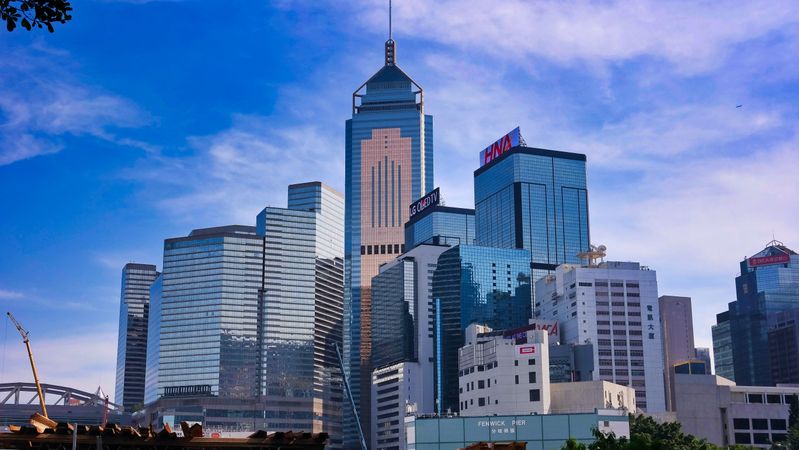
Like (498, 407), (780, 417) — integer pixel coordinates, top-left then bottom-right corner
(751, 419), (768, 430)
(528, 359), (536, 366)
(529, 389), (540, 402)
(529, 372), (536, 384)
(771, 419), (788, 430)
(478, 398), (485, 407)
(367, 246), (373, 255)
(515, 375), (519, 385)
(360, 246), (366, 255)
(767, 394), (782, 404)
(380, 244), (386, 254)
(733, 419), (750, 430)
(748, 394), (764, 404)
(478, 380), (485, 389)
(394, 244), (400, 254)
(515, 360), (518, 366)
(753, 433), (771, 445)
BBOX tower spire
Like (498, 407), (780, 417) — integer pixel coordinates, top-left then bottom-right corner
(385, 0), (395, 66)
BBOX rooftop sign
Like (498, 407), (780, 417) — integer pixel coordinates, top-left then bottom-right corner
(479, 127), (521, 167)
(748, 254), (790, 267)
(409, 187), (440, 220)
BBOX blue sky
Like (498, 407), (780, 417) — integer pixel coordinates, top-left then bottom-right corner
(1, 0), (798, 397)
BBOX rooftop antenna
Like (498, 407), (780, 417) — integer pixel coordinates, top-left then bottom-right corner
(385, 0), (396, 66)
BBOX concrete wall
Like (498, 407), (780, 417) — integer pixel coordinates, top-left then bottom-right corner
(550, 380), (636, 414)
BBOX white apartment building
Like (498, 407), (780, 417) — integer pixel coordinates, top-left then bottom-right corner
(458, 324), (551, 416)
(535, 261), (667, 412)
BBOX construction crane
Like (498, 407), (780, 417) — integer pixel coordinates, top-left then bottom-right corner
(332, 343), (368, 450)
(7, 312), (48, 419)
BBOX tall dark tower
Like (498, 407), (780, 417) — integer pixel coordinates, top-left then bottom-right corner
(343, 1), (433, 446)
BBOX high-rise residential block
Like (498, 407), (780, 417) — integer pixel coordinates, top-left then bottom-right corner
(712, 241), (799, 386)
(431, 245), (532, 414)
(344, 34), (433, 445)
(115, 263), (159, 412)
(473, 140), (590, 284)
(535, 261), (667, 412)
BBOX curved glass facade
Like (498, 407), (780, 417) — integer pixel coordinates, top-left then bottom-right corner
(431, 245), (532, 414)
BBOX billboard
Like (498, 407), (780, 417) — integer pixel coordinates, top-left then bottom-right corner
(479, 127), (521, 167)
(516, 345), (537, 357)
(503, 320), (559, 340)
(409, 187), (440, 219)
(748, 254), (790, 267)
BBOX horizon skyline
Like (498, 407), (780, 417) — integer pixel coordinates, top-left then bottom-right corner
(1, 0), (798, 399)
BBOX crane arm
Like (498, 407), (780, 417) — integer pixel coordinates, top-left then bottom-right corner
(7, 312), (29, 342)
(6, 312), (48, 418)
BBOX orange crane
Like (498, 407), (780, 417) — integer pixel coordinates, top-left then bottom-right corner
(7, 312), (48, 418)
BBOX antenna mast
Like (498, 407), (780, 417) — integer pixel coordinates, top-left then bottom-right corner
(384, 0), (396, 66)
(389, 0), (392, 40)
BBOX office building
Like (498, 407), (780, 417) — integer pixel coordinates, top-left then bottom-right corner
(370, 361), (424, 450)
(673, 374), (799, 448)
(659, 295), (698, 410)
(369, 244), (448, 450)
(473, 135), (590, 284)
(695, 347), (712, 374)
(344, 30), (433, 445)
(256, 182), (345, 441)
(535, 261), (667, 412)
(431, 245), (532, 414)
(711, 240), (799, 386)
(141, 183), (344, 441)
(115, 263), (159, 412)
(404, 409), (630, 450)
(458, 324), (551, 416)
(712, 311), (735, 381)
(768, 309), (799, 385)
(144, 274), (162, 405)
(404, 188), (474, 250)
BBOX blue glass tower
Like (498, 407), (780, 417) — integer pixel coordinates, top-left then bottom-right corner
(344, 35), (433, 446)
(473, 146), (590, 284)
(713, 241), (799, 386)
(431, 245), (532, 414)
(404, 204), (475, 251)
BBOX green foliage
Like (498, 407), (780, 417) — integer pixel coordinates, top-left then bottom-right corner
(585, 414), (723, 450)
(1, 0), (72, 32)
(561, 437), (588, 450)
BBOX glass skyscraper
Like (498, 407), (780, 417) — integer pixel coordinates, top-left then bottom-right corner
(431, 245), (532, 414)
(712, 241), (799, 386)
(257, 182), (345, 440)
(344, 36), (433, 445)
(115, 263), (159, 411)
(404, 204), (475, 251)
(144, 274), (162, 405)
(473, 146), (590, 283)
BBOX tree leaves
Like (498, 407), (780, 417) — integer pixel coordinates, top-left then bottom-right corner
(1, 0), (72, 33)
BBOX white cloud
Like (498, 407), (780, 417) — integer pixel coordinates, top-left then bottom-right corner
(0, 48), (152, 166)
(132, 115), (345, 226)
(354, 0), (799, 74)
(0, 289), (24, 300)
(0, 329), (118, 399)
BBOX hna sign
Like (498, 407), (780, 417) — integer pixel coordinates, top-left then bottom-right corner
(409, 187), (440, 219)
(479, 127), (521, 167)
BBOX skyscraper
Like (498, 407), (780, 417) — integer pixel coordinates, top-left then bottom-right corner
(431, 245), (532, 414)
(115, 263), (159, 412)
(404, 189), (475, 251)
(344, 32), (433, 445)
(535, 261), (667, 412)
(257, 182), (345, 441)
(712, 240), (799, 386)
(473, 140), (590, 284)
(141, 183), (344, 438)
(659, 295), (697, 410)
